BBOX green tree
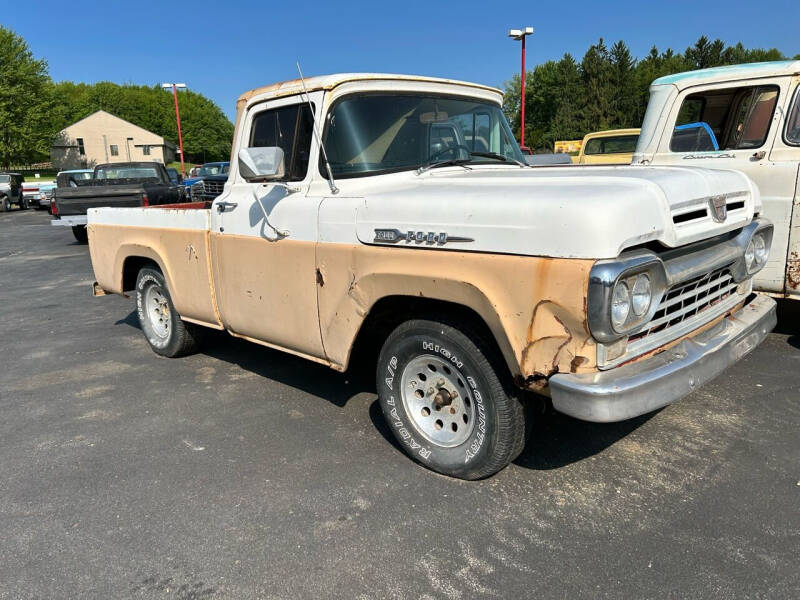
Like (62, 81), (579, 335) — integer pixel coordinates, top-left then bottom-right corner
(0, 26), (53, 169)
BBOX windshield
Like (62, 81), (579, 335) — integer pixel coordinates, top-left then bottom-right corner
(71, 171), (93, 180)
(95, 166), (160, 179)
(323, 94), (523, 177)
(198, 163), (228, 176)
(0, 175), (9, 183)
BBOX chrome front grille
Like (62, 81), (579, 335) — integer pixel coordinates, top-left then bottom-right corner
(631, 266), (737, 342)
(598, 264), (746, 369)
(190, 181), (204, 197)
(203, 180), (225, 197)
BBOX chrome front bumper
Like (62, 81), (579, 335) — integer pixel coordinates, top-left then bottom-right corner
(549, 294), (776, 423)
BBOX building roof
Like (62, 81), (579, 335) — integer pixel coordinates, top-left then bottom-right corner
(60, 110), (166, 142)
(237, 73), (503, 107)
(652, 60), (800, 90)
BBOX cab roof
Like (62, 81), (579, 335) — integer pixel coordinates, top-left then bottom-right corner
(652, 60), (800, 90)
(236, 73), (503, 107)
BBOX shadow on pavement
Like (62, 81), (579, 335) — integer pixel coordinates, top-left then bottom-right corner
(775, 299), (800, 349)
(115, 310), (657, 469)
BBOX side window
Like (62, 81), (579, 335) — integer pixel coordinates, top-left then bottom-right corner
(785, 86), (800, 146)
(110, 144), (119, 156)
(670, 85), (779, 152)
(249, 103), (315, 181)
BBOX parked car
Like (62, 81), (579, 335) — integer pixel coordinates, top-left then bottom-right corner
(0, 173), (25, 211)
(635, 59), (800, 300)
(576, 128), (641, 164)
(52, 162), (185, 243)
(183, 162), (229, 198)
(87, 73), (774, 479)
(29, 181), (55, 210)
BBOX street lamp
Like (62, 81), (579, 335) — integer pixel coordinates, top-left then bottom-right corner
(508, 27), (534, 152)
(161, 82), (187, 177)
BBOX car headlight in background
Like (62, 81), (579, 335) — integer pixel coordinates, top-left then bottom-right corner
(611, 281), (631, 330)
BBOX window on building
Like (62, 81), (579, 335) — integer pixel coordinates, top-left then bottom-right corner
(110, 144), (119, 156)
(142, 145), (151, 155)
(670, 85), (779, 152)
(249, 103), (315, 181)
(76, 138), (85, 156)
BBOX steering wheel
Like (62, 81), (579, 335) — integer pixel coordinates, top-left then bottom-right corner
(428, 144), (472, 162)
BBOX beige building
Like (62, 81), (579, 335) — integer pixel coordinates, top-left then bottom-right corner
(51, 110), (177, 169)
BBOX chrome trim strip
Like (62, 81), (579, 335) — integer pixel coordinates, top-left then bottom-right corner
(550, 294), (776, 423)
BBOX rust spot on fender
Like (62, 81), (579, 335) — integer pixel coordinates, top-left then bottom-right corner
(787, 252), (800, 290)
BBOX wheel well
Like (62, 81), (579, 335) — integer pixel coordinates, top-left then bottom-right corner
(121, 256), (160, 292)
(348, 295), (512, 380)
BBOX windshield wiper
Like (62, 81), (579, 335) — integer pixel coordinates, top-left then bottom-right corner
(469, 151), (528, 168)
(416, 158), (473, 176)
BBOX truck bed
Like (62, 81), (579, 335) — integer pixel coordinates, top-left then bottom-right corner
(55, 181), (182, 217)
(88, 206), (219, 329)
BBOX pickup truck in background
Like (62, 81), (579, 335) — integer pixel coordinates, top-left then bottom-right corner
(635, 60), (800, 299)
(183, 161), (229, 199)
(576, 128), (641, 164)
(87, 73), (776, 479)
(0, 173), (25, 211)
(52, 162), (185, 243)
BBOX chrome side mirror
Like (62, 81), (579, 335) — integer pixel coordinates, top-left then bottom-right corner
(238, 147), (285, 182)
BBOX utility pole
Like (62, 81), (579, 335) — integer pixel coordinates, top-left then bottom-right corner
(161, 82), (187, 176)
(508, 27), (534, 152)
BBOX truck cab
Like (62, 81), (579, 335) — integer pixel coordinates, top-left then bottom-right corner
(634, 60), (800, 298)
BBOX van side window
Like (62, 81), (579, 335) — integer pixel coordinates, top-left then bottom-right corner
(249, 103), (315, 181)
(669, 85), (779, 152)
(786, 87), (800, 146)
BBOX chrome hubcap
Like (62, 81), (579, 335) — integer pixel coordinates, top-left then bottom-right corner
(400, 355), (475, 447)
(144, 286), (170, 339)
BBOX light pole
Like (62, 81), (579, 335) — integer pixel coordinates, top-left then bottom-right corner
(508, 27), (534, 152)
(161, 82), (187, 176)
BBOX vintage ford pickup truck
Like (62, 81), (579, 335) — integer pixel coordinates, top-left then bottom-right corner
(635, 60), (800, 299)
(87, 73), (776, 479)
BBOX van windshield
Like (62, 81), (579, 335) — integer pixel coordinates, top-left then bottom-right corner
(323, 94), (523, 177)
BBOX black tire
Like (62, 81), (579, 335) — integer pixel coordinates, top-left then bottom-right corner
(20, 197), (29, 210)
(0, 196), (7, 212)
(135, 266), (201, 357)
(71, 225), (88, 244)
(376, 318), (526, 480)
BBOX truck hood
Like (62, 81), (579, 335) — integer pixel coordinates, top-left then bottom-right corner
(354, 165), (759, 259)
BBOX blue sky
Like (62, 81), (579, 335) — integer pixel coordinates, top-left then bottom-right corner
(6, 0), (799, 121)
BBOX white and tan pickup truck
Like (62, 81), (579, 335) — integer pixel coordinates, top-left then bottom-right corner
(87, 73), (776, 479)
(635, 60), (800, 298)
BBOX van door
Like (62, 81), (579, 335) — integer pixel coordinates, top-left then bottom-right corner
(209, 93), (326, 358)
(650, 76), (798, 294)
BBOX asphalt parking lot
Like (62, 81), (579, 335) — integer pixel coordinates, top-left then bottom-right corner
(1, 208), (799, 599)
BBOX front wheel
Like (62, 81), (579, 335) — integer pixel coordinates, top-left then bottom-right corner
(0, 196), (8, 212)
(135, 267), (202, 357)
(377, 318), (526, 479)
(72, 225), (88, 243)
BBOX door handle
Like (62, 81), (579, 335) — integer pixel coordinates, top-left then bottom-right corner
(751, 151), (766, 161)
(216, 201), (238, 213)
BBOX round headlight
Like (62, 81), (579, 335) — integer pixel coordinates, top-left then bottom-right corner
(611, 281), (631, 330)
(631, 274), (652, 316)
(753, 234), (767, 266)
(745, 239), (756, 271)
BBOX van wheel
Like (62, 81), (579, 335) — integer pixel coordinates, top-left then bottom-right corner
(71, 226), (88, 244)
(0, 196), (7, 212)
(376, 318), (526, 480)
(135, 267), (201, 357)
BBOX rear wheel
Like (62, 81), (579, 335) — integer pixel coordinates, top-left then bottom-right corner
(135, 267), (201, 357)
(71, 225), (88, 244)
(0, 196), (8, 212)
(20, 197), (29, 210)
(376, 318), (526, 479)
